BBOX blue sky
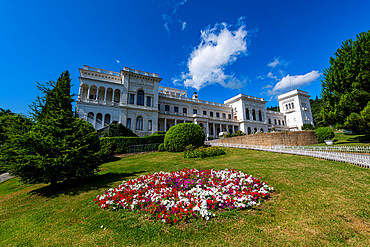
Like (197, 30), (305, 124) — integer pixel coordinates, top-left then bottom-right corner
(1, 0), (369, 114)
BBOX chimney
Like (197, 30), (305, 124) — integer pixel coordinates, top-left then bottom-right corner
(192, 92), (198, 100)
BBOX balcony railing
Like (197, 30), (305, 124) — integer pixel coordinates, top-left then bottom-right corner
(83, 65), (120, 76)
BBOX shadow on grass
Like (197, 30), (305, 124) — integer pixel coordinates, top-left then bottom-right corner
(30, 170), (146, 198)
(335, 134), (370, 145)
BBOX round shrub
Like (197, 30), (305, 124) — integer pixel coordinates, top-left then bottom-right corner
(158, 143), (166, 152)
(164, 123), (205, 152)
(315, 127), (335, 143)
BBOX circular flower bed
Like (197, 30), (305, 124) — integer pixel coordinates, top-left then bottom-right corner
(95, 168), (273, 224)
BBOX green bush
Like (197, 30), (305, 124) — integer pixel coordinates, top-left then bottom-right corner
(302, 124), (315, 130)
(164, 123), (205, 152)
(315, 127), (335, 143)
(158, 143), (166, 152)
(1, 72), (101, 185)
(151, 131), (166, 136)
(184, 145), (226, 159)
(100, 135), (165, 156)
(105, 123), (137, 137)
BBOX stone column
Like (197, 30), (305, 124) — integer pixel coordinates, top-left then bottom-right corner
(226, 124), (229, 133)
(164, 118), (167, 131)
(213, 123), (215, 137)
(104, 89), (107, 104)
(87, 86), (91, 102)
(174, 119), (177, 125)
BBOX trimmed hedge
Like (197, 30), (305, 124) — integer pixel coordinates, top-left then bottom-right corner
(104, 123), (137, 137)
(315, 127), (335, 143)
(100, 135), (164, 156)
(164, 123), (205, 152)
(151, 131), (166, 136)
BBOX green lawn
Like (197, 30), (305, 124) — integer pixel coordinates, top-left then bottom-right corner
(312, 133), (370, 147)
(0, 149), (369, 246)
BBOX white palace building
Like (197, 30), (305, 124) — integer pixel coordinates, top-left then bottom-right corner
(76, 65), (314, 137)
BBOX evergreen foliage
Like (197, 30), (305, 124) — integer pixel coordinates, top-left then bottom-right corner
(2, 71), (101, 185)
(315, 127), (335, 143)
(105, 123), (137, 137)
(164, 123), (205, 152)
(158, 143), (166, 152)
(321, 30), (370, 131)
(266, 105), (279, 112)
(301, 124), (315, 131)
(344, 102), (370, 134)
(309, 97), (324, 127)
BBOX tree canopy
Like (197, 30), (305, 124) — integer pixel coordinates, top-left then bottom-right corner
(321, 30), (370, 132)
(1, 71), (101, 185)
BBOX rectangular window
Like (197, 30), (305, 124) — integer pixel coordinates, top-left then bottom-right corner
(210, 111), (213, 117)
(129, 94), (135, 104)
(158, 104), (160, 110)
(222, 113), (226, 118)
(148, 120), (152, 130)
(278, 120), (281, 125)
(174, 106), (179, 113)
(216, 112), (220, 118)
(282, 120), (285, 125)
(203, 110), (207, 115)
(274, 119), (277, 125)
(183, 108), (187, 114)
(228, 114), (231, 119)
(193, 109), (197, 114)
(165, 105), (170, 112)
(136, 117), (143, 130)
(146, 96), (151, 107)
(127, 118), (131, 129)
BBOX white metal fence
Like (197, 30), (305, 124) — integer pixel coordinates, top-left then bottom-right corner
(127, 143), (161, 154)
(207, 142), (370, 168)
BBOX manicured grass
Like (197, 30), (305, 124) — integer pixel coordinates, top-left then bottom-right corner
(312, 132), (370, 146)
(0, 149), (369, 246)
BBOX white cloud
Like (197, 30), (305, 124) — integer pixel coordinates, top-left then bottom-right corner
(268, 70), (321, 95)
(268, 58), (280, 68)
(162, 0), (188, 33)
(267, 71), (278, 81)
(181, 21), (187, 30)
(267, 57), (289, 68)
(175, 21), (250, 90)
(116, 60), (120, 64)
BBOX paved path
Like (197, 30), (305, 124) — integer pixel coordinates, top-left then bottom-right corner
(0, 172), (14, 183)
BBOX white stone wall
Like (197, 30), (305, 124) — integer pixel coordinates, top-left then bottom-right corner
(76, 66), (313, 137)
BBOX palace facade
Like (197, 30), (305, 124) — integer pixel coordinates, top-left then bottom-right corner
(76, 65), (314, 137)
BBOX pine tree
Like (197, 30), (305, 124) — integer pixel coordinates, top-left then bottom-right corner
(3, 71), (101, 186)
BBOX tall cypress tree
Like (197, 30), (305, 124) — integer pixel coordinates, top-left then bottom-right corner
(4, 71), (101, 186)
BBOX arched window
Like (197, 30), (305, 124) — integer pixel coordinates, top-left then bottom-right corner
(268, 118), (271, 124)
(87, 112), (94, 125)
(252, 109), (256, 121)
(247, 127), (251, 135)
(136, 116), (143, 130)
(114, 89), (120, 103)
(260, 128), (264, 133)
(106, 88), (113, 102)
(104, 114), (111, 125)
(291, 102), (294, 109)
(258, 110), (262, 121)
(245, 108), (250, 120)
(254, 127), (258, 134)
(137, 90), (144, 106)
